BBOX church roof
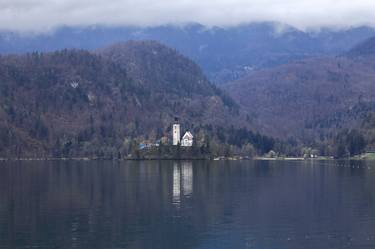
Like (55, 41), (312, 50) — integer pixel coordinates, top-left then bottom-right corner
(182, 131), (193, 139)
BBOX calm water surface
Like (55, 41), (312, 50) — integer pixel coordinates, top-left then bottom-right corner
(0, 160), (375, 249)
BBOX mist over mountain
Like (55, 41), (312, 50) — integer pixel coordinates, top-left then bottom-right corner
(3, 0), (375, 32)
(1, 23), (375, 83)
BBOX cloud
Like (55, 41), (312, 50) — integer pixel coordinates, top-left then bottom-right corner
(1, 0), (375, 32)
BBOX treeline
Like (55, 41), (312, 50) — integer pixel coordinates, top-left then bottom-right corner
(0, 43), (248, 159)
(1, 44), (375, 160)
(332, 129), (366, 158)
(317, 111), (375, 158)
(215, 126), (274, 154)
(284, 128), (369, 159)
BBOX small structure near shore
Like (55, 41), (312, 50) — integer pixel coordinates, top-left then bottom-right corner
(172, 118), (193, 147)
(139, 118), (194, 152)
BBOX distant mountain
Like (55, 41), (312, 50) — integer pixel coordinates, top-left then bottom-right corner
(223, 36), (375, 147)
(347, 36), (375, 57)
(0, 41), (249, 158)
(1, 23), (374, 83)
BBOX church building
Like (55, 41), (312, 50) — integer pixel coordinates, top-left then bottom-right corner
(181, 131), (194, 147)
(172, 119), (194, 147)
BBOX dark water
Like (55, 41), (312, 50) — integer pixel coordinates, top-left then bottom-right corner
(0, 160), (375, 249)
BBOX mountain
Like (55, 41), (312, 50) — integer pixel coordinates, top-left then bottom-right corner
(0, 41), (250, 158)
(1, 23), (374, 83)
(347, 36), (375, 57)
(223, 36), (375, 149)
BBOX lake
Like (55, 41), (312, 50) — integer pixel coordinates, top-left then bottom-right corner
(0, 160), (375, 249)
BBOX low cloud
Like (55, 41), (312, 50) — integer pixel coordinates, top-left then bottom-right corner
(2, 0), (375, 32)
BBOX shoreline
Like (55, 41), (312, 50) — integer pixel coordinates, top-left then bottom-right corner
(0, 156), (373, 162)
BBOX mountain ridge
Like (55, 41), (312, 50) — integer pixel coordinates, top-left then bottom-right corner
(1, 23), (375, 83)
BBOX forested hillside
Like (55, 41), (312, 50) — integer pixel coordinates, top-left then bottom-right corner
(0, 41), (276, 158)
(224, 36), (375, 156)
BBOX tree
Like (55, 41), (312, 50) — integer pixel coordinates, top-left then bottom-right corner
(333, 129), (366, 158)
(347, 129), (366, 156)
(241, 143), (255, 157)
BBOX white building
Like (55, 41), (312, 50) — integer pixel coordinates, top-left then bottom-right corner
(172, 119), (194, 147)
(173, 123), (181, 146)
(181, 131), (194, 147)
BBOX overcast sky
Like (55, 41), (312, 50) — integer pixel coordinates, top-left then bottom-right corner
(2, 0), (375, 32)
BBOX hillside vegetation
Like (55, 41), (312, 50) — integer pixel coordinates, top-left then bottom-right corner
(0, 41), (275, 158)
(224, 36), (375, 156)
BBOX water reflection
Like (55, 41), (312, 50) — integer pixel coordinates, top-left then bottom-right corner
(173, 162), (181, 206)
(173, 161), (194, 207)
(182, 162), (193, 197)
(0, 160), (374, 249)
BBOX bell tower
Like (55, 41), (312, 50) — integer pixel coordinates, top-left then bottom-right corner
(172, 117), (181, 146)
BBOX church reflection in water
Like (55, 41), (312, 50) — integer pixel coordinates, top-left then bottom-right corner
(172, 161), (193, 207)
